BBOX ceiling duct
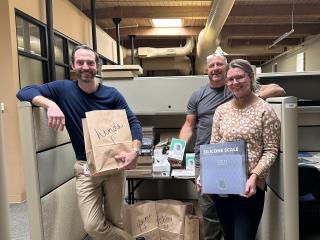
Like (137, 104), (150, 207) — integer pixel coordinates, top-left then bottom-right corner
(137, 37), (194, 58)
(122, 37), (194, 60)
(195, 0), (235, 74)
(142, 56), (191, 76)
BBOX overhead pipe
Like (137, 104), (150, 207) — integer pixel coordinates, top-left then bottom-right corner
(113, 18), (122, 64)
(137, 37), (194, 58)
(129, 35), (136, 64)
(195, 0), (235, 74)
(142, 56), (192, 76)
(122, 37), (194, 60)
(91, 0), (97, 51)
(46, 0), (56, 81)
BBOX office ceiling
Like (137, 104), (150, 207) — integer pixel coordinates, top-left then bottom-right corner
(69, 0), (320, 66)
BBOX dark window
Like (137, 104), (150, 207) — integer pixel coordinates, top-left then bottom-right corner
(16, 10), (115, 84)
(15, 11), (48, 88)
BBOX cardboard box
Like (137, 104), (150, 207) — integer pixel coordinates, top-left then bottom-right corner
(185, 153), (195, 171)
(171, 169), (195, 177)
(168, 138), (186, 168)
(152, 171), (171, 177)
(153, 155), (171, 172)
(168, 138), (186, 161)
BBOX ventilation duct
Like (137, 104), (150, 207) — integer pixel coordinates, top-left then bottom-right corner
(195, 0), (235, 74)
(122, 37), (194, 60)
(137, 37), (194, 58)
(142, 56), (191, 76)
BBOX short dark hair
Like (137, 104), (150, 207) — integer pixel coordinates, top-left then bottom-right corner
(71, 45), (99, 65)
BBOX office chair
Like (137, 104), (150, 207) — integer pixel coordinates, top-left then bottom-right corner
(298, 164), (320, 234)
(299, 164), (320, 203)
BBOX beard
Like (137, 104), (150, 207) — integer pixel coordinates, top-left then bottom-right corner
(76, 69), (97, 83)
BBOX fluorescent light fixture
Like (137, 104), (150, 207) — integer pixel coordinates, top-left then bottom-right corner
(269, 29), (295, 49)
(152, 19), (182, 27)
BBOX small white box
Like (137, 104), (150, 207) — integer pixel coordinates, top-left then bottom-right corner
(152, 171), (170, 177)
(171, 169), (195, 177)
(153, 155), (171, 172)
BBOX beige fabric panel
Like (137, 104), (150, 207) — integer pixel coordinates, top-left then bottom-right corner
(41, 178), (86, 240)
(298, 126), (320, 151)
(266, 153), (284, 200)
(103, 75), (208, 113)
(33, 107), (70, 152)
(37, 143), (76, 197)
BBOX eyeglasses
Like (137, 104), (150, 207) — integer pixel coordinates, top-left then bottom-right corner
(226, 74), (248, 85)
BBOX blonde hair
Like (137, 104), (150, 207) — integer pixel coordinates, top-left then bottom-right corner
(206, 53), (227, 65)
(227, 59), (257, 91)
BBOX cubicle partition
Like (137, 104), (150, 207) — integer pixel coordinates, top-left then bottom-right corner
(257, 96), (299, 240)
(18, 102), (87, 240)
(298, 105), (320, 152)
(104, 76), (304, 238)
(0, 107), (11, 240)
(104, 76), (207, 200)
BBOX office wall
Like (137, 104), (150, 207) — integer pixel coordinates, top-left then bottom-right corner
(262, 35), (320, 72)
(0, 0), (25, 203)
(0, 0), (118, 202)
(13, 0), (118, 60)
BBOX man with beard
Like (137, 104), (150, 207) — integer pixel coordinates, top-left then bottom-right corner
(17, 45), (142, 240)
(178, 53), (285, 240)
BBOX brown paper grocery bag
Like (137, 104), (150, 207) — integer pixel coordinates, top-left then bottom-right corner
(159, 229), (183, 240)
(82, 119), (94, 165)
(156, 200), (193, 236)
(184, 214), (200, 240)
(83, 110), (133, 176)
(124, 201), (160, 240)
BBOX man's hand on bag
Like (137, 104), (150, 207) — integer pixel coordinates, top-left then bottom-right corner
(115, 151), (138, 170)
(47, 103), (65, 131)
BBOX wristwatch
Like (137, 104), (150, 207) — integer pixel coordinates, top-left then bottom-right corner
(133, 147), (141, 156)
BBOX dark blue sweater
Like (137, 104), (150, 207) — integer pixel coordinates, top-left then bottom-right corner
(17, 80), (143, 160)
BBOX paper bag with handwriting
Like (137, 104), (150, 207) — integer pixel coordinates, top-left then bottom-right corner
(156, 199), (193, 239)
(83, 110), (132, 176)
(124, 201), (160, 240)
(184, 215), (199, 240)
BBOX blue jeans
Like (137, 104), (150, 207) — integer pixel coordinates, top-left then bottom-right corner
(213, 188), (265, 240)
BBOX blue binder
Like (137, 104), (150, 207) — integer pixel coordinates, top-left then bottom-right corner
(200, 140), (247, 194)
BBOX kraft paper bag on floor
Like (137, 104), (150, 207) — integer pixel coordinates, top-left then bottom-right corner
(83, 110), (133, 176)
(159, 230), (183, 240)
(124, 201), (160, 240)
(156, 200), (193, 236)
(184, 214), (200, 240)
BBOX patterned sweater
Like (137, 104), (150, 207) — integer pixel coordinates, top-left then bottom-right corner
(210, 98), (280, 189)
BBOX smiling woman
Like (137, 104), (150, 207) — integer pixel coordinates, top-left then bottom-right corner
(225, 59), (259, 105)
(206, 58), (281, 240)
(226, 73), (247, 85)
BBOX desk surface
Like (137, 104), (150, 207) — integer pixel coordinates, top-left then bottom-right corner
(125, 168), (195, 179)
(125, 173), (195, 180)
(298, 152), (320, 170)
